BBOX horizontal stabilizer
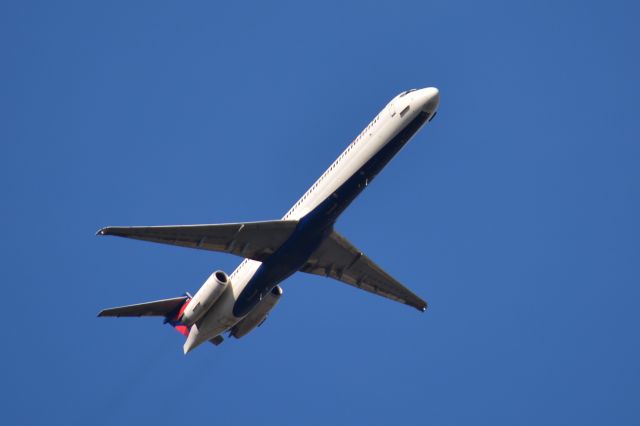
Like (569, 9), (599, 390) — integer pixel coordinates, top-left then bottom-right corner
(96, 220), (299, 262)
(98, 296), (188, 317)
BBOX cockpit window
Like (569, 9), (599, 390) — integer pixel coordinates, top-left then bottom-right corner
(399, 88), (417, 97)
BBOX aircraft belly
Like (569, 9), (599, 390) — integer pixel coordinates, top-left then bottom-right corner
(230, 112), (430, 320)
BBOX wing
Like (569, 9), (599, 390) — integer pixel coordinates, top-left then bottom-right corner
(97, 220), (298, 262)
(301, 231), (427, 311)
(98, 296), (188, 317)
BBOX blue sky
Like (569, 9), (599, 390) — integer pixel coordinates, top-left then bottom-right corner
(2, 1), (639, 424)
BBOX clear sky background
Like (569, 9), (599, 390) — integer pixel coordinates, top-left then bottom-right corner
(2, 1), (639, 425)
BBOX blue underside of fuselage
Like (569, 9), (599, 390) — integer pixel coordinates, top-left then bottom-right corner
(232, 111), (430, 317)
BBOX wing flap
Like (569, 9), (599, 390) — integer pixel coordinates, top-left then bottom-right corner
(97, 220), (299, 262)
(301, 231), (427, 311)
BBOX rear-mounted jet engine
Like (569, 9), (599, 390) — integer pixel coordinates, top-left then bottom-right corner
(180, 270), (229, 326)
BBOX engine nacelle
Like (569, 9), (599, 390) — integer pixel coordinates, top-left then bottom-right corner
(181, 270), (229, 326)
(230, 285), (282, 338)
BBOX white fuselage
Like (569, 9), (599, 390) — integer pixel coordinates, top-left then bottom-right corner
(183, 87), (440, 352)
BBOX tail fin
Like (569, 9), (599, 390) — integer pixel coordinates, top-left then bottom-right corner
(164, 296), (192, 337)
(99, 294), (193, 337)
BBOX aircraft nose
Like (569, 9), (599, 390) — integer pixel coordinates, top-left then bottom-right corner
(416, 87), (440, 113)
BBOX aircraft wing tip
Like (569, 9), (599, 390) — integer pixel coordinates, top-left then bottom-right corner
(96, 227), (109, 236)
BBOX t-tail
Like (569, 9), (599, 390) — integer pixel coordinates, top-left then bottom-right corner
(163, 296), (192, 337)
(98, 269), (232, 351)
(98, 294), (210, 344)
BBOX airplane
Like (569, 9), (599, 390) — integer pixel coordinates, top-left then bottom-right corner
(97, 87), (441, 354)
